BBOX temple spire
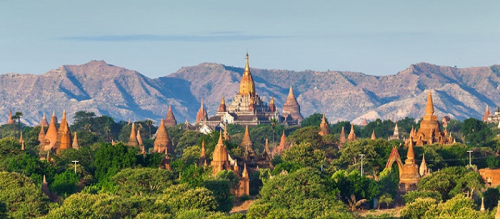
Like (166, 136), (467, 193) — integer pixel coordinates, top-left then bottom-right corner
(419, 153), (428, 176)
(282, 86), (304, 123)
(165, 105), (177, 127)
(238, 53), (255, 96)
(347, 124), (357, 142)
(128, 123), (138, 147)
(406, 138), (416, 164)
(153, 119), (173, 154)
(40, 112), (48, 126)
(38, 124), (46, 144)
(7, 109), (14, 124)
(483, 105), (491, 122)
(318, 114), (329, 136)
(425, 90), (434, 116)
(218, 97), (227, 113)
(241, 126), (253, 155)
(371, 129), (376, 140)
(72, 132), (79, 150)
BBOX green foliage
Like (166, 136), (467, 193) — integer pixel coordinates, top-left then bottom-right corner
(282, 142), (325, 169)
(462, 118), (493, 146)
(181, 145), (201, 165)
(360, 118), (396, 139)
(417, 166), (484, 200)
(216, 170), (240, 190)
(162, 184), (218, 212)
(289, 126), (324, 149)
(175, 130), (202, 157)
(72, 111), (122, 143)
(482, 187), (500, 210)
(403, 190), (443, 204)
(110, 168), (176, 196)
(335, 139), (393, 173)
(94, 143), (138, 183)
(378, 168), (399, 199)
(271, 162), (302, 175)
(486, 156), (499, 168)
(0, 171), (50, 218)
(331, 169), (380, 209)
(248, 167), (351, 218)
(50, 170), (80, 197)
(424, 194), (491, 219)
(181, 164), (209, 188)
(301, 113), (327, 127)
(203, 180), (233, 212)
(400, 197), (438, 219)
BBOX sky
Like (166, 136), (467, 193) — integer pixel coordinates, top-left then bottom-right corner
(0, 0), (499, 77)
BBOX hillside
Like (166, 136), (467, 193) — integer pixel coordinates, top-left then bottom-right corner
(1, 60), (499, 125)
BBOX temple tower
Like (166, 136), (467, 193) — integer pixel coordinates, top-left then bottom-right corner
(153, 119), (173, 154)
(239, 53), (256, 96)
(43, 111), (58, 151)
(241, 125), (255, 158)
(196, 99), (208, 124)
(400, 139), (420, 190)
(40, 113), (48, 126)
(38, 124), (46, 144)
(127, 123), (138, 147)
(72, 132), (79, 150)
(57, 110), (72, 151)
(419, 154), (428, 177)
(282, 86), (304, 123)
(211, 132), (231, 175)
(218, 97), (227, 113)
(269, 97), (276, 112)
(347, 124), (357, 142)
(339, 126), (347, 146)
(7, 109), (14, 124)
(165, 105), (177, 127)
(371, 130), (376, 140)
(318, 114), (329, 136)
(483, 105), (491, 122)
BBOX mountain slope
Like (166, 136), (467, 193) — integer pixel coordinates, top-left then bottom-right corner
(0, 60), (499, 125)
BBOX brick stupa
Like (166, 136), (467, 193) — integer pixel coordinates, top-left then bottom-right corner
(165, 105), (177, 127)
(282, 86), (303, 123)
(153, 119), (173, 154)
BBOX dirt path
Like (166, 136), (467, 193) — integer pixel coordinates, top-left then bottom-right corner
(230, 200), (255, 214)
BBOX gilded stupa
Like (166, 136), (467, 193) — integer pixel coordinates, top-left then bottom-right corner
(206, 53), (301, 128)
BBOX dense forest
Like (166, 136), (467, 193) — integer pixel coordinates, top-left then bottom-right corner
(1, 111), (500, 218)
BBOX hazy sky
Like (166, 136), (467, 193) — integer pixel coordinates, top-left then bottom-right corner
(1, 0), (499, 77)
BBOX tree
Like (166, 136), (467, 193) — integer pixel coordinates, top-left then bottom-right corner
(145, 119), (154, 139)
(282, 142), (325, 169)
(160, 184), (218, 212)
(300, 113), (327, 127)
(289, 126), (324, 149)
(0, 172), (50, 218)
(51, 170), (80, 197)
(399, 197), (438, 219)
(94, 143), (138, 183)
(247, 167), (351, 218)
(331, 169), (380, 210)
(462, 118), (493, 146)
(110, 168), (176, 196)
(11, 111), (23, 138)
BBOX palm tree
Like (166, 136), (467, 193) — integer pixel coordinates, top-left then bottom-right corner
(270, 117), (278, 147)
(12, 112), (23, 138)
(145, 119), (154, 139)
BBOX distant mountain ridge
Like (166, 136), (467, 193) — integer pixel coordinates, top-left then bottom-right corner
(0, 60), (499, 125)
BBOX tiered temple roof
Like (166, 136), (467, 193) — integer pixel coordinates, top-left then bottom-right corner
(405, 90), (452, 146)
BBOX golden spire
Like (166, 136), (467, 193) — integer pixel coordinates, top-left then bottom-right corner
(238, 53), (255, 95)
(220, 96), (225, 105)
(201, 139), (206, 157)
(218, 130), (224, 145)
(270, 96), (274, 105)
(406, 137), (415, 164)
(425, 90), (434, 116)
(244, 53), (250, 74)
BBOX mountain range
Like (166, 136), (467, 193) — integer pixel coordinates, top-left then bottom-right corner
(1, 60), (499, 125)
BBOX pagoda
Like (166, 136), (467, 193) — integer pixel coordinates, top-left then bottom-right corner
(318, 114), (329, 136)
(165, 105), (177, 127)
(404, 90), (452, 146)
(206, 53), (300, 128)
